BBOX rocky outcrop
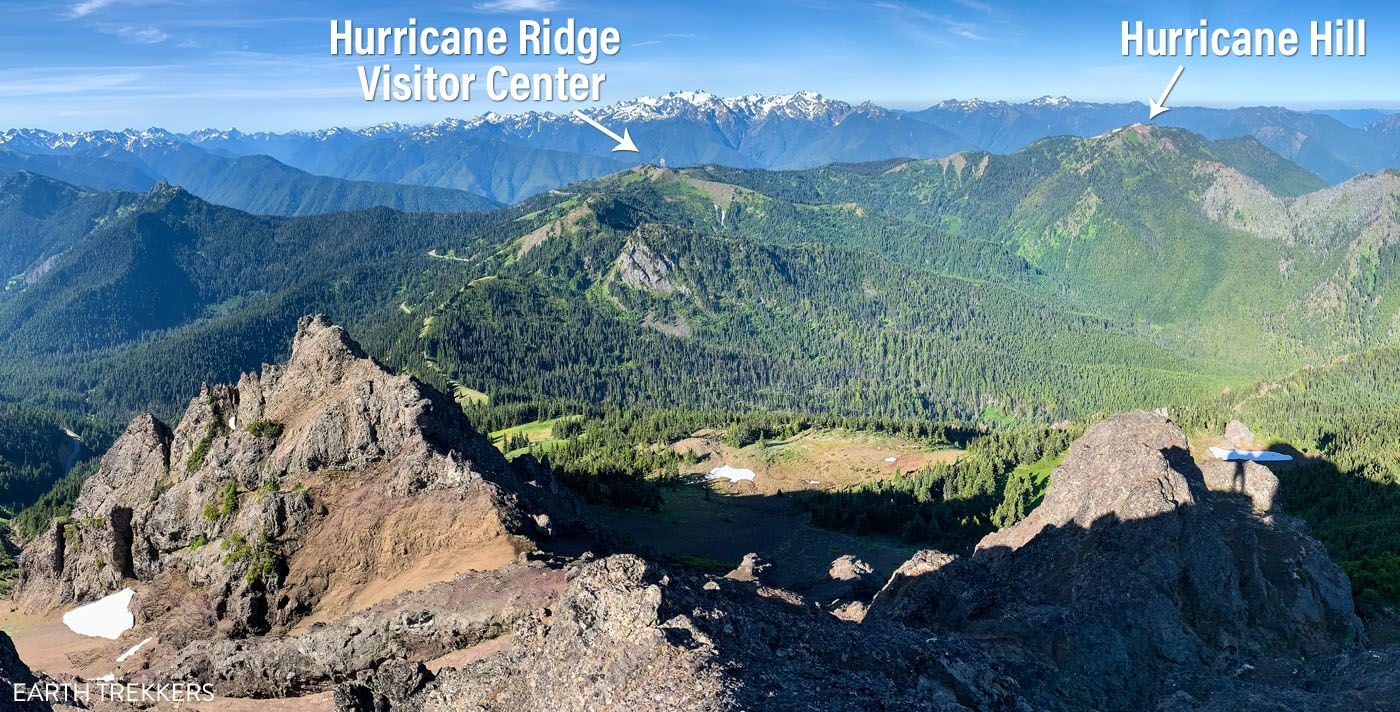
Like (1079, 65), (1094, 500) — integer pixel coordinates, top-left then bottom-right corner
(335, 554), (1017, 711)
(1200, 458), (1281, 513)
(869, 411), (1364, 708)
(129, 558), (569, 698)
(15, 378), (1395, 710)
(1225, 420), (1254, 447)
(723, 552), (770, 582)
(612, 232), (687, 295)
(16, 316), (586, 647)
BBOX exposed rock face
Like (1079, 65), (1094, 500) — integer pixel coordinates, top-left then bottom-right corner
(806, 555), (881, 613)
(130, 559), (569, 698)
(867, 549), (957, 617)
(869, 411), (1364, 708)
(334, 554), (1016, 711)
(14, 372), (1395, 710)
(16, 316), (586, 646)
(1200, 458), (1281, 513)
(612, 233), (686, 295)
(828, 554), (873, 582)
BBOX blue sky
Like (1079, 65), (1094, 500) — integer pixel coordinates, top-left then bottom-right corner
(1, 0), (1397, 131)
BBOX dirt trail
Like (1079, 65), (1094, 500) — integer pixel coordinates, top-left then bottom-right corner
(0, 602), (122, 678)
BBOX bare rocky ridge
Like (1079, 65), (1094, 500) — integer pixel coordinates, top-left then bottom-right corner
(14, 316), (585, 676)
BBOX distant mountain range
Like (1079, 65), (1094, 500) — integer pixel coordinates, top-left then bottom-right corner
(2, 92), (1399, 211)
(5, 122), (1399, 425)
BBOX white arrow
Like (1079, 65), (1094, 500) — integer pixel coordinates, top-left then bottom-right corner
(571, 110), (639, 153)
(1147, 65), (1185, 121)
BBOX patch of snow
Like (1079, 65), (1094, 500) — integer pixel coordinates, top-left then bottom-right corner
(96, 673), (116, 682)
(62, 588), (136, 639)
(227, 416), (237, 430)
(804, 479), (820, 485)
(1209, 447), (1293, 463)
(706, 465), (756, 482)
(116, 636), (153, 663)
(883, 456), (897, 463)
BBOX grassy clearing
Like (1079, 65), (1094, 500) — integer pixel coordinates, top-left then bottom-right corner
(490, 415), (583, 457)
(453, 385), (490, 406)
(1007, 451), (1063, 511)
(676, 427), (962, 495)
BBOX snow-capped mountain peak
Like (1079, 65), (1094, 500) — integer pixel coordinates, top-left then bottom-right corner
(587, 89), (858, 124)
(1027, 95), (1074, 108)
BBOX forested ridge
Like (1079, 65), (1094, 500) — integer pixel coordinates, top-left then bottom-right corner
(3, 125), (1400, 622)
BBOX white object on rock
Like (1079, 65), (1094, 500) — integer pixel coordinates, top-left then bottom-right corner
(1209, 447), (1292, 463)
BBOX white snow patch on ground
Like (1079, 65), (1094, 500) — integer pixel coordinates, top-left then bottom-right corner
(1209, 447), (1293, 462)
(883, 456), (897, 463)
(62, 588), (135, 639)
(706, 465), (756, 482)
(116, 636), (153, 662)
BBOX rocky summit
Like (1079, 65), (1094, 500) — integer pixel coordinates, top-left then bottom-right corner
(13, 316), (584, 675)
(6, 327), (1400, 711)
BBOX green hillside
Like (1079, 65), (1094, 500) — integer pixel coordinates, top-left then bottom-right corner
(687, 126), (1396, 375)
(380, 166), (1234, 423)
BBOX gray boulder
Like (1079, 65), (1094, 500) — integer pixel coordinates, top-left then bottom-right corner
(1225, 420), (1254, 448)
(1199, 459), (1281, 513)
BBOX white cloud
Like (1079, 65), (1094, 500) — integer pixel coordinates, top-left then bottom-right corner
(473, 0), (562, 12)
(951, 0), (995, 14)
(100, 25), (170, 43)
(0, 71), (143, 97)
(873, 1), (989, 43)
(67, 0), (124, 18)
